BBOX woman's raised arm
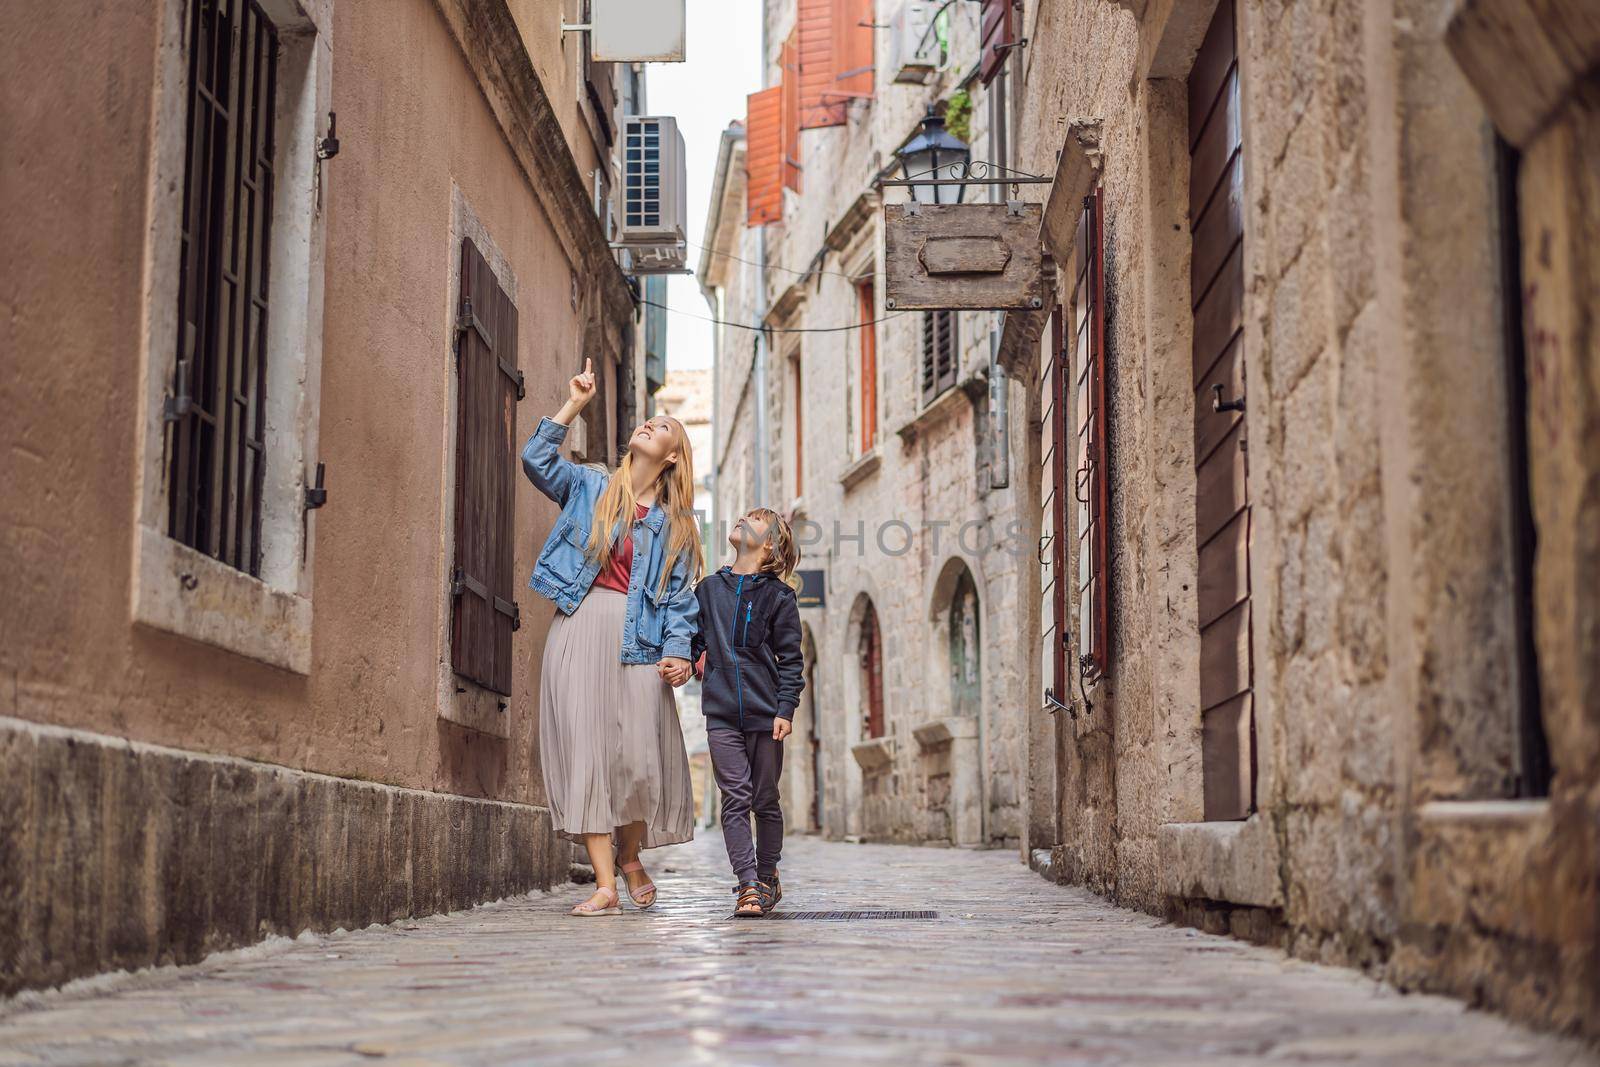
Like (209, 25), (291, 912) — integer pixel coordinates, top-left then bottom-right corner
(521, 358), (597, 505)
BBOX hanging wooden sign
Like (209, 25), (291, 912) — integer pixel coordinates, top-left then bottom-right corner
(884, 202), (1045, 311)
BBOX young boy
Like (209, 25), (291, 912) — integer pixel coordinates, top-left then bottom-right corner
(688, 507), (804, 917)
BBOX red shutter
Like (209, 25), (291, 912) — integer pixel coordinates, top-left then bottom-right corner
(797, 0), (843, 128)
(979, 0), (1014, 86)
(781, 30), (802, 192)
(798, 0), (875, 128)
(1074, 187), (1110, 680)
(832, 0), (875, 100)
(858, 280), (877, 451)
(746, 86), (783, 226)
(452, 238), (521, 696)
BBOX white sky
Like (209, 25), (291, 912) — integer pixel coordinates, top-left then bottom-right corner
(644, 2), (764, 372)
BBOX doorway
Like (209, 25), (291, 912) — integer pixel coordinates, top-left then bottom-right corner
(1188, 0), (1255, 821)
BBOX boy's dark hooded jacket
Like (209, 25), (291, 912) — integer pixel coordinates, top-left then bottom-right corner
(690, 567), (804, 732)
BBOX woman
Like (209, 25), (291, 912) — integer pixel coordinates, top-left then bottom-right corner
(521, 358), (701, 916)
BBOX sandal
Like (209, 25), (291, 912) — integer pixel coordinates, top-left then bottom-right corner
(757, 869), (782, 913)
(569, 885), (621, 917)
(618, 860), (657, 910)
(733, 880), (764, 918)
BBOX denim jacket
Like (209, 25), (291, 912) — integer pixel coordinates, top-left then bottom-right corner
(520, 417), (698, 664)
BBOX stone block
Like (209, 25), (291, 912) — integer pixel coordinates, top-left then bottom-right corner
(32, 732), (105, 988)
(98, 741), (158, 973)
(1266, 244), (1333, 397)
(0, 724), (37, 994)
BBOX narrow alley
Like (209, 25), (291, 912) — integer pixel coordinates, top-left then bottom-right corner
(0, 835), (1590, 1066)
(4, 0), (1599, 1062)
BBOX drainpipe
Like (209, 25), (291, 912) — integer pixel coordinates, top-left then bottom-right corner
(705, 284), (721, 558)
(753, 14), (771, 504)
(754, 229), (769, 503)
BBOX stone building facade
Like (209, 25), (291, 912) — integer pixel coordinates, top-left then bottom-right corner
(1, 0), (654, 994)
(1013, 0), (1598, 1041)
(698, 0), (1595, 1040)
(701, 2), (1036, 848)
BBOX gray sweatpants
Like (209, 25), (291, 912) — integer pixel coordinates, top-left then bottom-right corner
(708, 727), (784, 884)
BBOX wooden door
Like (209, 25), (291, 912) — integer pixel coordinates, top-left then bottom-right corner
(1189, 0), (1254, 820)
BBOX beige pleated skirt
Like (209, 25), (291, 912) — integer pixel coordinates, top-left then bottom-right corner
(539, 587), (694, 849)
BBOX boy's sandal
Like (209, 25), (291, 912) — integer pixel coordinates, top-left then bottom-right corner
(618, 860), (657, 909)
(569, 885), (621, 917)
(757, 871), (782, 912)
(733, 881), (764, 918)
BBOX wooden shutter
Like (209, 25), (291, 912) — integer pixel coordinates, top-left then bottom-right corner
(979, 0), (1015, 86)
(1187, 0), (1255, 821)
(832, 0), (875, 100)
(781, 30), (802, 192)
(1074, 188), (1110, 681)
(797, 0), (843, 128)
(858, 280), (877, 451)
(746, 86), (783, 225)
(452, 239), (522, 696)
(920, 309), (956, 404)
(797, 0), (874, 128)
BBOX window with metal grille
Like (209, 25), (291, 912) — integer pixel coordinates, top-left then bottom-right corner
(1074, 187), (1110, 681)
(166, 0), (280, 576)
(920, 309), (957, 404)
(452, 238), (523, 696)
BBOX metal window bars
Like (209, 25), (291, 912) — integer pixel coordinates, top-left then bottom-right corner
(166, 0), (278, 577)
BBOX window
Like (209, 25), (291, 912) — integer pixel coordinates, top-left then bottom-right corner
(452, 238), (523, 696)
(920, 309), (957, 404)
(166, 0), (280, 577)
(857, 279), (878, 451)
(1074, 187), (1110, 681)
(1047, 305), (1070, 706)
(948, 569), (981, 717)
(859, 600), (885, 739)
(132, 0), (329, 675)
(1495, 135), (1551, 797)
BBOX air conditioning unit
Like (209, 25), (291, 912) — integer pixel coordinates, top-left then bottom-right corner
(616, 115), (688, 274)
(890, 1), (940, 85)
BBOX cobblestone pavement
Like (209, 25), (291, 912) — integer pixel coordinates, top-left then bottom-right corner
(0, 834), (1593, 1066)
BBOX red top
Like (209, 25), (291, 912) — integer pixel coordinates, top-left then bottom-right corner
(591, 503), (650, 595)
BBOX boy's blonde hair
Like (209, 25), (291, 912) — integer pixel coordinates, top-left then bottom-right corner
(749, 507), (800, 587)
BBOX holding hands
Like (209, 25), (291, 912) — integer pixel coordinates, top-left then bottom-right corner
(657, 656), (692, 687)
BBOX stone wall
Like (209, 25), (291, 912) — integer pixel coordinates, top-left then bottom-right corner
(0, 0), (627, 993)
(702, 0), (1034, 850)
(1018, 0), (1598, 1040)
(0, 718), (564, 998)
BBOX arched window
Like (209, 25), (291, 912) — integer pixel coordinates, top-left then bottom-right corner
(858, 601), (885, 739)
(948, 570), (980, 717)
